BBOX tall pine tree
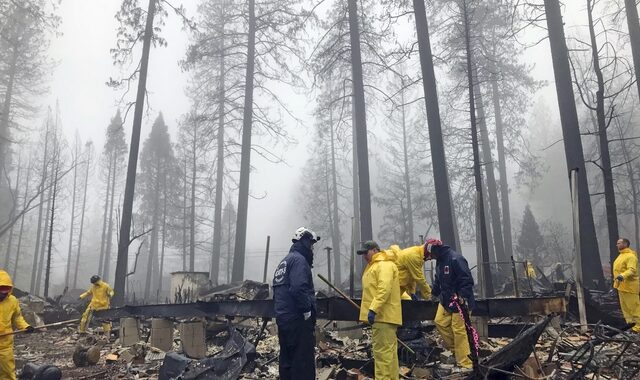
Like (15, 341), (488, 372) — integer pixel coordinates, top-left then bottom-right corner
(136, 113), (179, 300)
(517, 205), (544, 267)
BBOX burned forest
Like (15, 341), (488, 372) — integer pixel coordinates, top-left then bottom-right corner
(2, 0), (640, 379)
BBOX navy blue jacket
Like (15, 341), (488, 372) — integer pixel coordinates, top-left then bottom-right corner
(272, 239), (316, 326)
(431, 245), (476, 312)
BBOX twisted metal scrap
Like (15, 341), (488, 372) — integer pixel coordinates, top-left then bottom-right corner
(547, 323), (640, 379)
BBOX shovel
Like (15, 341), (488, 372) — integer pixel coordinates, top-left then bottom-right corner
(0, 318), (79, 338)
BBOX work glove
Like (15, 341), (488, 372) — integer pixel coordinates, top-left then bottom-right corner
(24, 326), (35, 333)
(367, 310), (376, 325)
(303, 311), (311, 321)
(410, 293), (418, 301)
(617, 275), (625, 282)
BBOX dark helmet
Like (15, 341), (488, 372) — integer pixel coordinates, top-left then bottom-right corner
(90, 275), (100, 284)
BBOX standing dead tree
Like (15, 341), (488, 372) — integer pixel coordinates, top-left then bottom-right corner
(569, 0), (636, 268)
(542, 0), (606, 287)
(110, 0), (191, 304)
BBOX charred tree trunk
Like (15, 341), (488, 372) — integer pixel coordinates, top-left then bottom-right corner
(588, 0), (619, 268)
(351, 103), (363, 277)
(347, 0), (373, 242)
(481, 176), (497, 263)
(226, 202), (233, 282)
(35, 173), (53, 295)
(114, 0), (157, 305)
(412, 0), (458, 249)
(44, 157), (60, 298)
(324, 150), (333, 279)
(475, 78), (506, 263)
(12, 158), (31, 282)
(144, 161), (161, 300)
(3, 155), (21, 269)
(210, 1), (226, 286)
(190, 128), (197, 272)
(99, 153), (113, 277)
(463, 0), (493, 297)
(625, 0), (640, 103)
(490, 79), (514, 259)
(159, 185), (167, 299)
(103, 156), (118, 282)
(544, 0), (605, 288)
(329, 104), (342, 285)
(182, 155), (187, 271)
(30, 120), (50, 294)
(400, 84), (415, 245)
(73, 145), (92, 289)
(65, 141), (79, 288)
(232, 0), (256, 282)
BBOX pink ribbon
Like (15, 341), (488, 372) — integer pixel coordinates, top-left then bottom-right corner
(449, 296), (480, 353)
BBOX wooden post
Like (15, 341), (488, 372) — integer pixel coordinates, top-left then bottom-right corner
(325, 246), (333, 287)
(262, 235), (270, 284)
(510, 256), (520, 298)
(571, 169), (588, 332)
(350, 217), (355, 298)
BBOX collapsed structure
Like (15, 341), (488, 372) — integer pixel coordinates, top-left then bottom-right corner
(8, 272), (638, 379)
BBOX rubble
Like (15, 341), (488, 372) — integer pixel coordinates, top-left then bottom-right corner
(13, 310), (640, 379)
(199, 280), (270, 302)
(18, 290), (81, 327)
(11, 280), (640, 379)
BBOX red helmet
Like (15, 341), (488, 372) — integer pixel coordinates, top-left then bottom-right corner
(424, 238), (443, 258)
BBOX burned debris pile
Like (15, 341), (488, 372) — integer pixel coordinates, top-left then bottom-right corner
(10, 280), (640, 379)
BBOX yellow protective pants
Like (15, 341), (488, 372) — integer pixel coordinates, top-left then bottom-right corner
(79, 305), (111, 334)
(434, 304), (472, 368)
(0, 346), (16, 380)
(371, 322), (399, 380)
(619, 291), (640, 332)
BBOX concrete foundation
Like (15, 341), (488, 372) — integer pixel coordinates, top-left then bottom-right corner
(180, 320), (206, 359)
(151, 318), (174, 352)
(119, 318), (140, 347)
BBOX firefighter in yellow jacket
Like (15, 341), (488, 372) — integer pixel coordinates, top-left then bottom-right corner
(389, 244), (432, 300)
(526, 261), (536, 279)
(613, 238), (640, 332)
(358, 241), (402, 380)
(79, 275), (114, 334)
(0, 270), (34, 380)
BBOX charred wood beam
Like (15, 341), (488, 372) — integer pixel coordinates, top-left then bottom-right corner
(95, 296), (565, 321)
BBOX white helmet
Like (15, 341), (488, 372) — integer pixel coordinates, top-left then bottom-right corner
(292, 227), (320, 243)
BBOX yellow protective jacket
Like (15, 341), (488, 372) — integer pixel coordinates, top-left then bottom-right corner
(614, 248), (640, 294)
(390, 245), (432, 299)
(80, 280), (114, 309)
(526, 262), (536, 278)
(0, 270), (29, 349)
(359, 250), (402, 326)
